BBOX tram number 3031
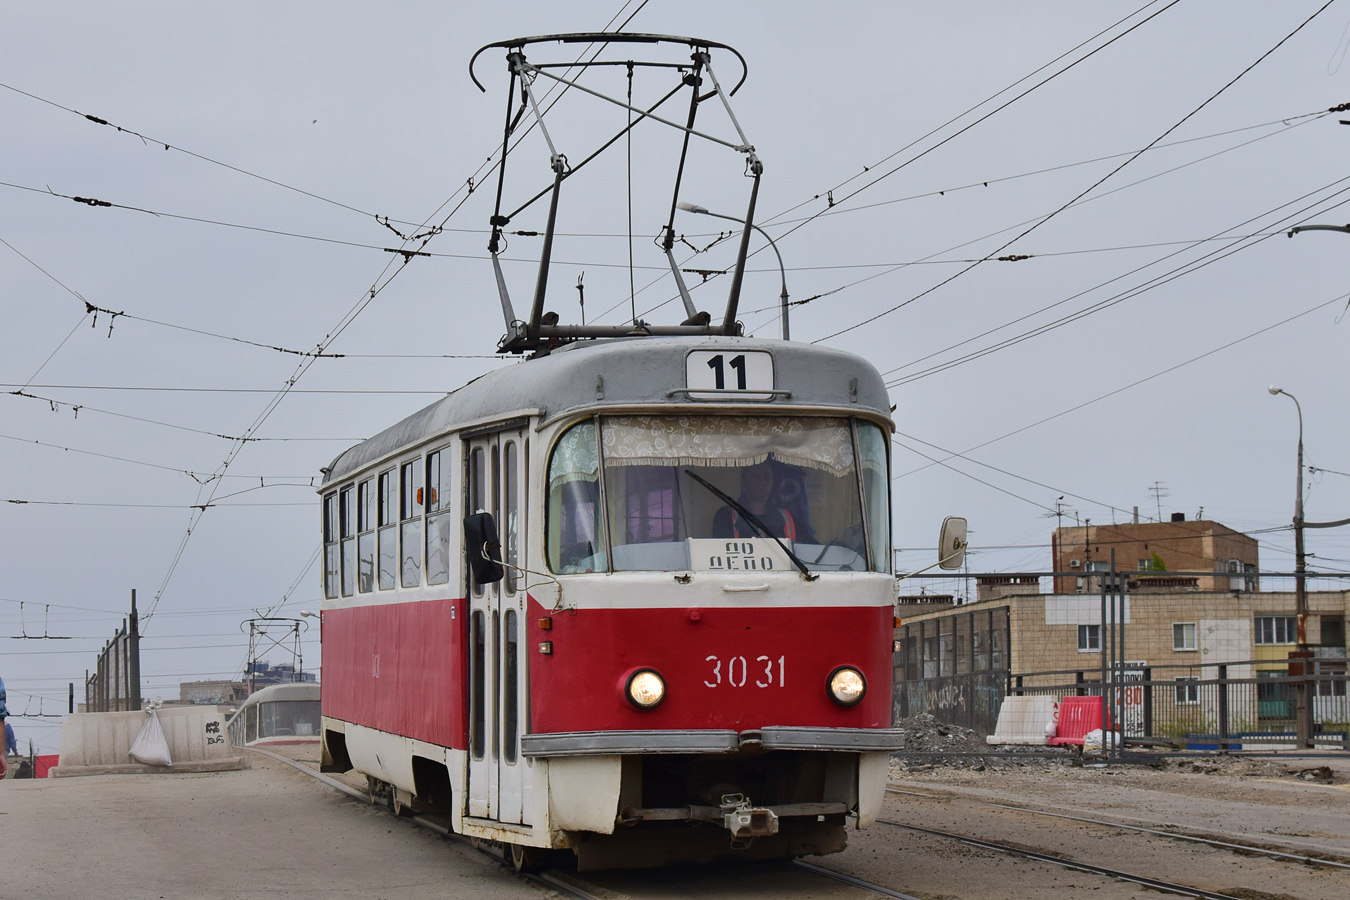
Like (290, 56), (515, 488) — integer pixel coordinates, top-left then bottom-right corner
(705, 655), (786, 688)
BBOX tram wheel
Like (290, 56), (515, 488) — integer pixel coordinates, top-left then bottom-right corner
(391, 792), (404, 816)
(506, 842), (544, 873)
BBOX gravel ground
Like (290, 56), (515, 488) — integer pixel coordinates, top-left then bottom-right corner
(829, 716), (1350, 900)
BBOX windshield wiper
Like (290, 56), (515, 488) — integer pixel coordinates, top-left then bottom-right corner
(680, 468), (818, 581)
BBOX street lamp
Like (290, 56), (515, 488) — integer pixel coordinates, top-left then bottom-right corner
(1288, 223), (1350, 238)
(1268, 384), (1310, 747)
(678, 202), (791, 340)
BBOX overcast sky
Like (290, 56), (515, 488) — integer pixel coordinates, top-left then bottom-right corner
(4, 2), (1349, 753)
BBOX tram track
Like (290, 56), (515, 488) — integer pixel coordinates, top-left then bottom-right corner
(262, 745), (1284, 900)
(248, 747), (606, 900)
(879, 818), (1264, 900)
(252, 747), (948, 900)
(886, 785), (1350, 869)
(262, 742), (1263, 900)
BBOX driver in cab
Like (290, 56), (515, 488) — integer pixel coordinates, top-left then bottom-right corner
(712, 462), (798, 541)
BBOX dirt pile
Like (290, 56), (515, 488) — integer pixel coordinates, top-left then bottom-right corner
(887, 714), (988, 754)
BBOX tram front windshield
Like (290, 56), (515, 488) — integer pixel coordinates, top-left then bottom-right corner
(547, 415), (890, 574)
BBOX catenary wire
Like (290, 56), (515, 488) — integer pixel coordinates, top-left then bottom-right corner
(888, 291), (1349, 520)
(6, 390), (360, 442)
(136, 3), (654, 630)
(0, 433), (316, 482)
(0, 80), (424, 227)
(817, 0), (1339, 343)
(744, 109), (1329, 333)
(761, 0), (1181, 228)
(884, 184), (1350, 386)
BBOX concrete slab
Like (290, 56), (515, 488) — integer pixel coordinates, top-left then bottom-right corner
(2, 750), (540, 899)
(54, 706), (244, 776)
(985, 695), (1056, 745)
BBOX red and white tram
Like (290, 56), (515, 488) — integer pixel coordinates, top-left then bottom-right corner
(316, 33), (952, 869)
(319, 338), (908, 868)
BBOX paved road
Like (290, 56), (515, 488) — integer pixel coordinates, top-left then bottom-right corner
(3, 753), (542, 900)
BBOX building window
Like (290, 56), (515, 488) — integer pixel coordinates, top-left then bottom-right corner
(1172, 622), (1197, 652)
(1255, 615), (1296, 645)
(1174, 677), (1200, 704)
(1077, 624), (1101, 652)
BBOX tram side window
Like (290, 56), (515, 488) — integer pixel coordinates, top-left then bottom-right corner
(504, 609), (519, 764)
(469, 446), (486, 597)
(322, 492), (339, 599)
(470, 610), (485, 761)
(356, 480), (374, 593)
(856, 421), (892, 574)
(340, 487), (356, 597)
(400, 461), (423, 587)
(377, 470), (396, 590)
(504, 441), (519, 594)
(546, 420), (606, 574)
(425, 449), (453, 586)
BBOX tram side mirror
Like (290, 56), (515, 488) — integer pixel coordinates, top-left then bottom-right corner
(937, 516), (968, 570)
(464, 512), (505, 585)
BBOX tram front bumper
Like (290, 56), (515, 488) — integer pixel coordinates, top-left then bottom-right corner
(522, 726), (906, 756)
(618, 799), (843, 833)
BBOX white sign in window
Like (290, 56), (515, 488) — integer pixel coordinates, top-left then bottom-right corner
(685, 350), (774, 400)
(689, 538), (793, 573)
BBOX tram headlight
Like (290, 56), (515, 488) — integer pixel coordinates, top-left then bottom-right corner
(827, 666), (866, 706)
(625, 668), (666, 709)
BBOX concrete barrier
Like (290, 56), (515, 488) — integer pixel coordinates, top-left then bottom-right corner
(51, 707), (245, 777)
(985, 695), (1057, 745)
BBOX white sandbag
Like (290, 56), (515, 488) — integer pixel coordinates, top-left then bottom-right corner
(129, 705), (172, 767)
(1082, 729), (1118, 752)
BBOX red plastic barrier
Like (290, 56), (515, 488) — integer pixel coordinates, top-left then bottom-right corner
(1048, 696), (1112, 746)
(34, 755), (58, 778)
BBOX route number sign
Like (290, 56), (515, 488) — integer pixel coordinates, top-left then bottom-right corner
(685, 350), (774, 400)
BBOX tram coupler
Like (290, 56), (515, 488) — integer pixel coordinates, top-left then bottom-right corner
(720, 793), (779, 838)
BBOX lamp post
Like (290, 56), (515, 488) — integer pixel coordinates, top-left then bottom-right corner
(678, 202), (791, 340)
(1268, 385), (1311, 748)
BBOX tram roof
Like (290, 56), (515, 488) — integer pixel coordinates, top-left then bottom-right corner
(235, 682), (321, 709)
(322, 337), (891, 486)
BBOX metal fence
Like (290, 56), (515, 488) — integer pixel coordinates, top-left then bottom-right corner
(1009, 661), (1349, 750)
(84, 591), (141, 713)
(893, 606), (1011, 733)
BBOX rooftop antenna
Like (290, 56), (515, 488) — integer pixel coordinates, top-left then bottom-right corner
(1148, 481), (1169, 522)
(1042, 496), (1069, 532)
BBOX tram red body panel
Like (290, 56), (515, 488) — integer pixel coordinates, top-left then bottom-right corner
(322, 598), (466, 748)
(527, 597), (894, 733)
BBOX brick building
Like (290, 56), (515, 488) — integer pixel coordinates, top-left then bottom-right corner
(1051, 516), (1259, 594)
(895, 587), (1349, 736)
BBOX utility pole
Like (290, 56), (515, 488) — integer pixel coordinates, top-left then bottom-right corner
(1269, 386), (1312, 748)
(129, 589), (141, 710)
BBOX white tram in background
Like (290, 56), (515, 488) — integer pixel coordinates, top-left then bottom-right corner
(226, 683), (321, 748)
(316, 33), (960, 869)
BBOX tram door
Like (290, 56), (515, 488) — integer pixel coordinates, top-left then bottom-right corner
(465, 428), (529, 825)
